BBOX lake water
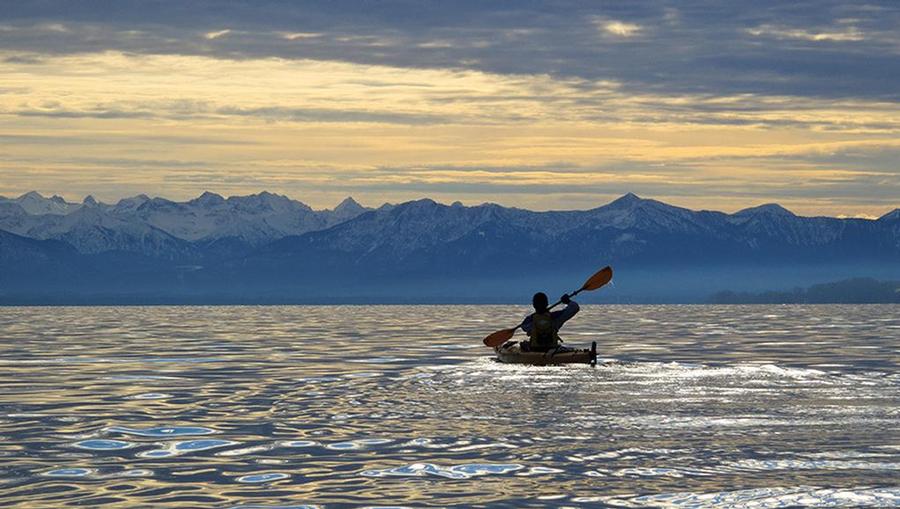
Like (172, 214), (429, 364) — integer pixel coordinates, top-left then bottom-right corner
(0, 305), (898, 508)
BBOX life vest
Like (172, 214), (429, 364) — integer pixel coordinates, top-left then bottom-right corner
(528, 311), (560, 351)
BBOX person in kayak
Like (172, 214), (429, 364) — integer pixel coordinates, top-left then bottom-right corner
(521, 292), (579, 352)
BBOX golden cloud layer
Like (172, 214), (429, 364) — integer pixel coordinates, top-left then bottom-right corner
(1, 51), (898, 215)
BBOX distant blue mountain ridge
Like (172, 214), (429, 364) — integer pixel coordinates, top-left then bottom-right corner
(0, 191), (898, 304)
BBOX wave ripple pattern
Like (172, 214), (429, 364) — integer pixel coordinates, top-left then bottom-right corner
(0, 305), (898, 507)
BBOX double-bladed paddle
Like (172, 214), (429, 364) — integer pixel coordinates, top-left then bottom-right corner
(482, 265), (613, 347)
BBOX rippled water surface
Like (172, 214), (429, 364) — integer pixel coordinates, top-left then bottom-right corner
(0, 305), (898, 508)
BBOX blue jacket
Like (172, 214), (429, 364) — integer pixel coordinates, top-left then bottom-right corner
(521, 301), (580, 334)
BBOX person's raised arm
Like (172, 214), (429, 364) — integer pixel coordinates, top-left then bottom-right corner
(551, 294), (579, 329)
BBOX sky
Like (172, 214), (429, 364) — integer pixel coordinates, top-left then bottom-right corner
(1, 1), (898, 217)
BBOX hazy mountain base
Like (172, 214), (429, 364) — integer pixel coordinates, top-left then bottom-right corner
(1, 253), (893, 305)
(711, 278), (900, 304)
(3, 267), (898, 305)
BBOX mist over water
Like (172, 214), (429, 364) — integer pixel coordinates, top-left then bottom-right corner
(0, 305), (898, 508)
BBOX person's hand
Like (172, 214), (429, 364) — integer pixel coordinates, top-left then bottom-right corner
(561, 293), (571, 304)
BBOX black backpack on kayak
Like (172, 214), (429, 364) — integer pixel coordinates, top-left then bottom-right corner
(528, 312), (560, 352)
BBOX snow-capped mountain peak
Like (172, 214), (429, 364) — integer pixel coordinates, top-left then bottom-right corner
(405, 198), (440, 210)
(138, 197), (183, 213)
(329, 196), (369, 222)
(114, 194), (151, 212)
(189, 191), (226, 207)
(584, 192), (704, 233)
(227, 192), (312, 213)
(7, 191), (81, 215)
(733, 203), (796, 218)
(335, 196), (364, 213)
(599, 193), (681, 216)
(609, 192), (642, 207)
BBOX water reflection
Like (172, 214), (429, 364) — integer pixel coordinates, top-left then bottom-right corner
(0, 304), (897, 507)
(73, 439), (134, 450)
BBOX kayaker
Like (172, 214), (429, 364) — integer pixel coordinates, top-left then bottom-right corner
(521, 292), (579, 352)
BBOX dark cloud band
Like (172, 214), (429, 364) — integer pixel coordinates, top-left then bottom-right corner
(2, 1), (899, 100)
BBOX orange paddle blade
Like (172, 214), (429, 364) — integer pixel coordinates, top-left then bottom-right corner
(483, 327), (517, 347)
(581, 266), (613, 291)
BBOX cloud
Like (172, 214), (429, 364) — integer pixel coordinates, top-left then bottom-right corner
(214, 106), (451, 125)
(204, 29), (231, 40)
(36, 23), (69, 33)
(6, 103), (452, 125)
(15, 108), (151, 119)
(599, 20), (642, 38)
(280, 32), (322, 41)
(747, 24), (864, 42)
(1, 1), (897, 101)
(3, 54), (42, 64)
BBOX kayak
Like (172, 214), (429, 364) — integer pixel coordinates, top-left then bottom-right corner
(495, 341), (597, 366)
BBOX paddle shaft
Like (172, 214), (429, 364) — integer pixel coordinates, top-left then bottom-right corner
(547, 287), (585, 311)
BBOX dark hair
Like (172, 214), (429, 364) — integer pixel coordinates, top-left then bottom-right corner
(532, 292), (549, 312)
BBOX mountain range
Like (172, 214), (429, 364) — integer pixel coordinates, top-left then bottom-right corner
(1, 191), (898, 304)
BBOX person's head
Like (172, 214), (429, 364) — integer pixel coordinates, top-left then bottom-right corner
(532, 292), (549, 313)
